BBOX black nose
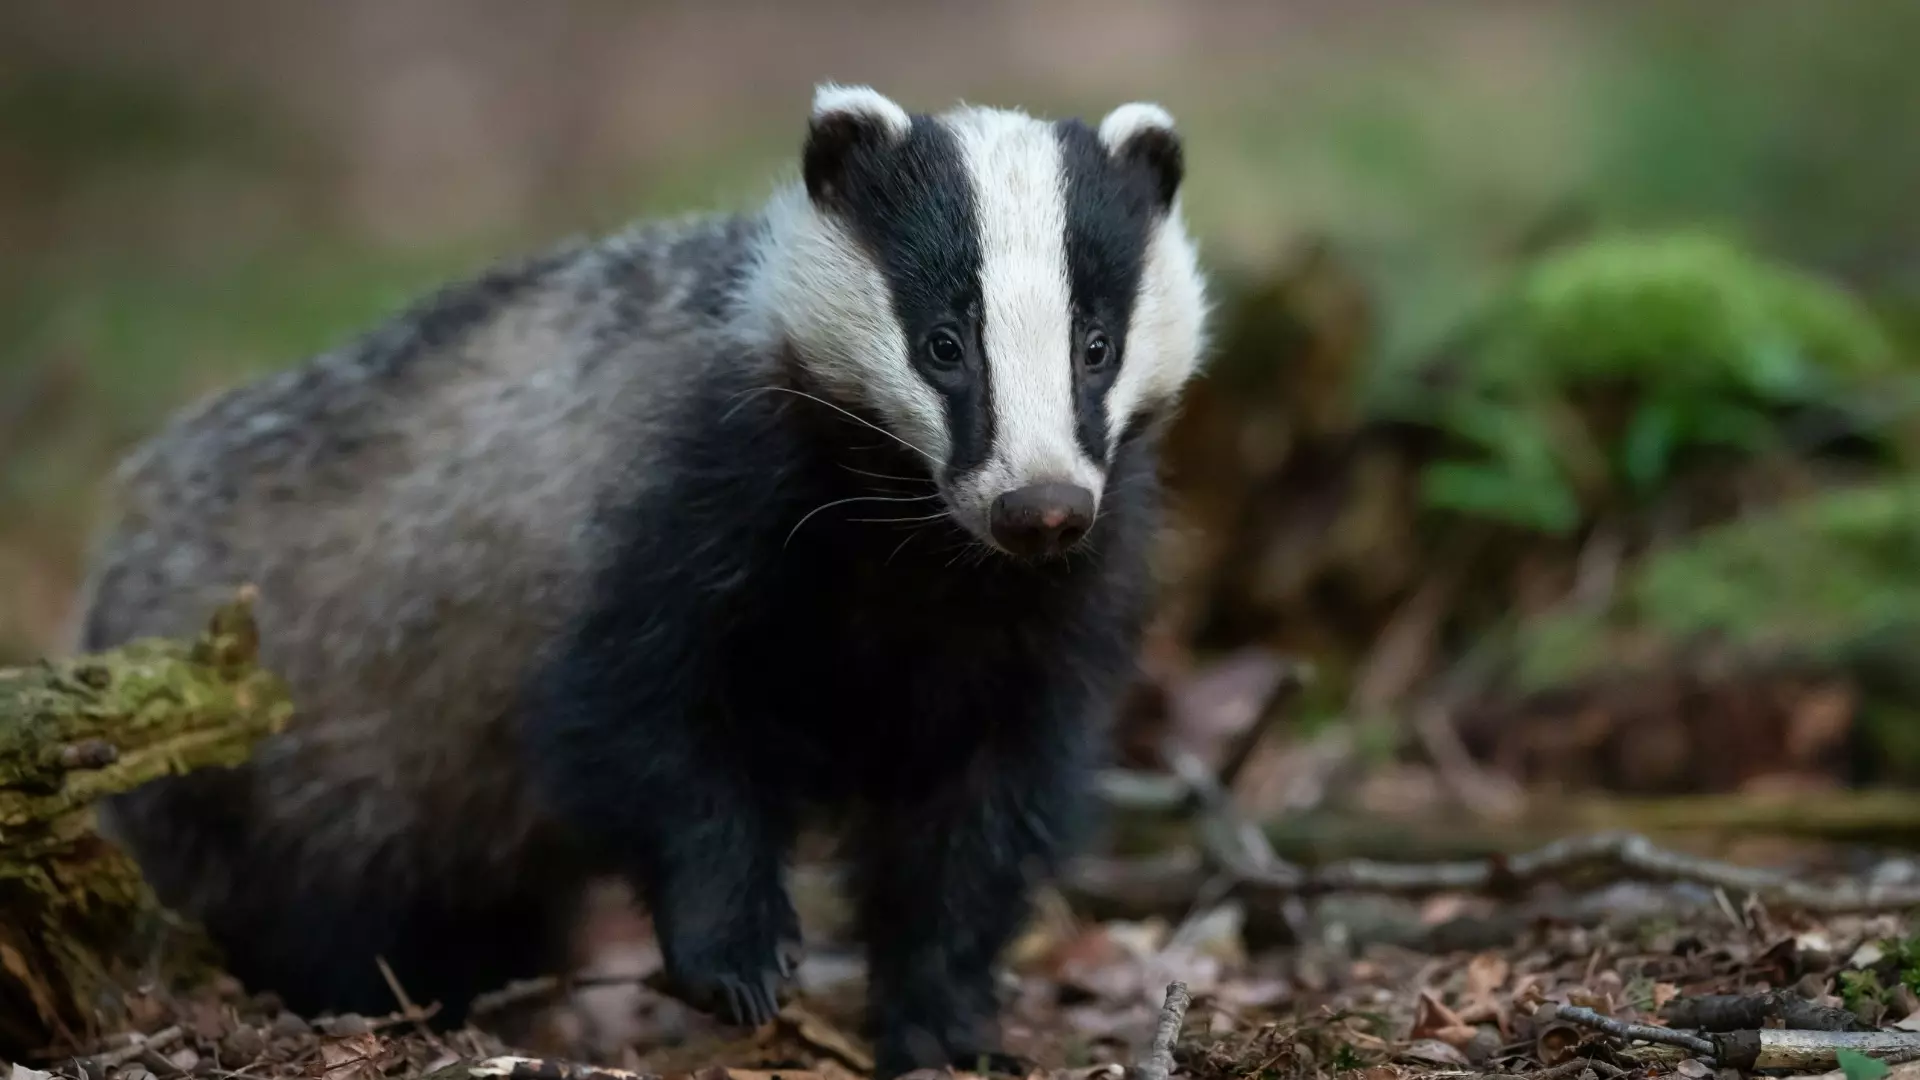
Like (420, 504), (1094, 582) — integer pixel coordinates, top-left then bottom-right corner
(989, 482), (1095, 556)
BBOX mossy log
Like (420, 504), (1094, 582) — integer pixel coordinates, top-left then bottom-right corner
(0, 588), (290, 1061)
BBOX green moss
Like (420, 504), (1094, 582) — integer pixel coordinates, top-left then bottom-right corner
(0, 591), (290, 832)
(1508, 231), (1897, 390)
(1630, 479), (1920, 651)
(1404, 230), (1909, 534)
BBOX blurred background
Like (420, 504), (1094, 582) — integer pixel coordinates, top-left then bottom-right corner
(7, 0), (1920, 854)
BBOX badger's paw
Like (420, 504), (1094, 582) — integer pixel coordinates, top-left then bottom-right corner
(677, 966), (784, 1029)
(654, 913), (799, 1028)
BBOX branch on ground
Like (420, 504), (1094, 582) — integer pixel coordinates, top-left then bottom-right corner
(0, 587), (291, 1061)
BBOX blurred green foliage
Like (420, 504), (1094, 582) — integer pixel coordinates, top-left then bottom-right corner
(1402, 231), (1909, 535)
(1519, 477), (1920, 688)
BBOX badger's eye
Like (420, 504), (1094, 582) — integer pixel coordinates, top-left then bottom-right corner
(1084, 330), (1114, 371)
(924, 328), (964, 369)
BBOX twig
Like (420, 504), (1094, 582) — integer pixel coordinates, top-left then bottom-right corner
(468, 970), (657, 1018)
(1192, 811), (1920, 912)
(84, 1025), (184, 1070)
(1214, 660), (1310, 793)
(1131, 981), (1192, 1080)
(1513, 1057), (1601, 1080)
(1717, 1029), (1920, 1071)
(469, 976), (566, 1017)
(378, 954), (449, 1052)
(1803, 1049), (1920, 1080)
(468, 1056), (656, 1080)
(1537, 1004), (1715, 1059)
(1661, 991), (1865, 1032)
(1410, 702), (1523, 821)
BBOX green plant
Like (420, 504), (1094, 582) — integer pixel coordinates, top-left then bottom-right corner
(1888, 934), (1920, 997)
(1840, 968), (1886, 1014)
(1839, 1049), (1891, 1080)
(1405, 230), (1907, 535)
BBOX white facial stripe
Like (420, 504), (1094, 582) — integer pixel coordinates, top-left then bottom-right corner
(742, 186), (951, 465)
(945, 107), (1103, 504)
(1107, 206), (1209, 449)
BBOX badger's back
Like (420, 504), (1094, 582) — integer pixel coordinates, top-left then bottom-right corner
(79, 211), (764, 1017)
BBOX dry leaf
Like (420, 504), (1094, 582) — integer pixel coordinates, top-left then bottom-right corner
(1411, 990), (1463, 1035)
(318, 1033), (387, 1080)
(1398, 1039), (1471, 1067)
(1535, 1021), (1585, 1066)
(1410, 990), (1479, 1048)
(1465, 953), (1509, 998)
(779, 1003), (875, 1073)
(1850, 943), (1887, 968)
(1653, 983), (1681, 1010)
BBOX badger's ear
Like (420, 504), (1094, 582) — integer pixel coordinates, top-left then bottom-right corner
(1098, 102), (1183, 211)
(804, 83), (912, 206)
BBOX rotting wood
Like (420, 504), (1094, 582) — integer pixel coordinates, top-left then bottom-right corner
(0, 587), (291, 1063)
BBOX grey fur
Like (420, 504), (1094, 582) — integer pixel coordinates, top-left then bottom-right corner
(81, 214), (766, 926)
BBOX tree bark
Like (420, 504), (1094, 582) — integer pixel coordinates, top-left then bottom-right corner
(0, 588), (290, 1061)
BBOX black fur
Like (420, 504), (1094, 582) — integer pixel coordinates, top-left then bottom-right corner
(520, 350), (1163, 1075)
(806, 114), (998, 482)
(1055, 119), (1163, 465)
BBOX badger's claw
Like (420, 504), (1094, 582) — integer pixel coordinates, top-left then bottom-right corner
(659, 963), (784, 1029)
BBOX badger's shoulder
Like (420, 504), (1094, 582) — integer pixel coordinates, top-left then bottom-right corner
(77, 209), (772, 654)
(113, 211), (764, 498)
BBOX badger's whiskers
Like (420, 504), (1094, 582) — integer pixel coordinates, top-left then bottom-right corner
(783, 491), (943, 549)
(728, 385), (941, 469)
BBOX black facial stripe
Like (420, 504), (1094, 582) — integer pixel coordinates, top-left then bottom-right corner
(1055, 119), (1159, 463)
(812, 116), (992, 480)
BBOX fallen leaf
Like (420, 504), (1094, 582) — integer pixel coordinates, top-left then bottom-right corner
(1417, 895), (1472, 925)
(1410, 990), (1463, 1037)
(1465, 953), (1509, 998)
(1218, 977), (1291, 1010)
(1398, 1039), (1471, 1067)
(1410, 991), (1478, 1048)
(318, 1033), (387, 1080)
(11, 1065), (53, 1080)
(779, 1003), (875, 1073)
(1677, 1059), (1713, 1079)
(1653, 983), (1681, 1010)
(1105, 918), (1171, 959)
(1535, 1021), (1585, 1066)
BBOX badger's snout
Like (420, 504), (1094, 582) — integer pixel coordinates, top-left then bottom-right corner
(988, 482), (1094, 557)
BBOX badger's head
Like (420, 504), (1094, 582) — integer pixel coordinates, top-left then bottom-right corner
(745, 84), (1208, 559)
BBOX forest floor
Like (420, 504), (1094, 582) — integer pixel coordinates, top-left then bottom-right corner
(34, 855), (1920, 1080)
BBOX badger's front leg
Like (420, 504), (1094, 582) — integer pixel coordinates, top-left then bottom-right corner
(638, 772), (801, 1027)
(522, 629), (800, 1028)
(857, 714), (1098, 1078)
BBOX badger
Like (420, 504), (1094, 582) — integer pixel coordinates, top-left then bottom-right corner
(74, 84), (1208, 1076)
